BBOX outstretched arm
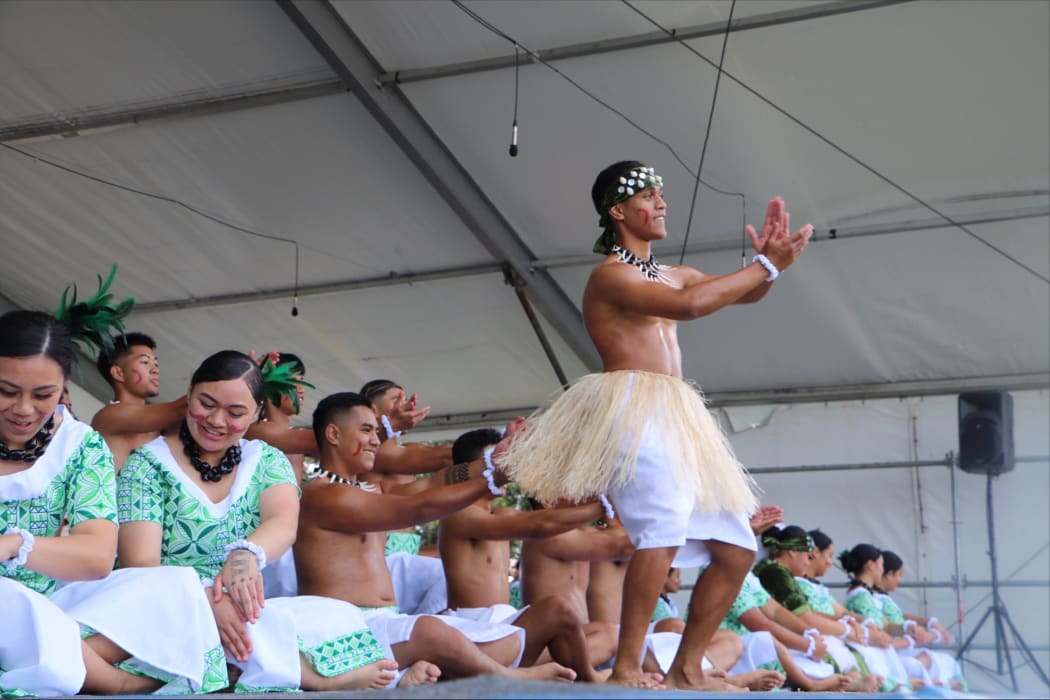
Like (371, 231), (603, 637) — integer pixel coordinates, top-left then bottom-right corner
(91, 395), (188, 436)
(442, 500), (604, 542)
(244, 422), (319, 457)
(375, 440), (454, 476)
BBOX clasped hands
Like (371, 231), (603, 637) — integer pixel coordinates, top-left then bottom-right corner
(745, 196), (813, 273)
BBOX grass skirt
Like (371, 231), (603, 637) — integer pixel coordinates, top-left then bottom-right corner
(500, 370), (757, 514)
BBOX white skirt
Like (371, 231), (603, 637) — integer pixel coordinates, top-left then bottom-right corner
(1, 577), (86, 697)
(729, 631), (780, 675)
(364, 607), (525, 668)
(49, 566), (227, 693)
(386, 553), (447, 615)
(229, 595), (387, 692)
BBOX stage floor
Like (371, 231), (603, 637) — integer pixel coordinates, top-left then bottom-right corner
(70, 675), (1012, 699)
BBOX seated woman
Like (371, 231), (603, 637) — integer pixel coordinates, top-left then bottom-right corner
(754, 526), (885, 692)
(117, 350), (407, 692)
(797, 528), (918, 692)
(840, 543), (937, 690)
(703, 563), (852, 692)
(1, 287), (223, 695)
(879, 549), (967, 691)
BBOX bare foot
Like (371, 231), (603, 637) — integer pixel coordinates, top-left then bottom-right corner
(845, 672), (883, 693)
(664, 667), (744, 692)
(507, 662), (577, 683)
(910, 677), (926, 691)
(332, 659), (399, 690)
(397, 660), (441, 687)
(950, 679), (966, 692)
(607, 668), (665, 689)
(730, 669), (786, 691)
(806, 673), (851, 692)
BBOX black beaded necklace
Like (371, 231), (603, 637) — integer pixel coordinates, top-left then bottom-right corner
(611, 244), (670, 283)
(0, 415), (56, 463)
(310, 465), (379, 492)
(179, 421), (241, 482)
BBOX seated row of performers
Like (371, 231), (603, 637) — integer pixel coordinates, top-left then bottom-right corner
(1, 274), (965, 694)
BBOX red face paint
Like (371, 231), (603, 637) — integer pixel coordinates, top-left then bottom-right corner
(352, 439), (363, 457)
(187, 409), (209, 422)
(636, 208), (650, 225)
(132, 369), (145, 385)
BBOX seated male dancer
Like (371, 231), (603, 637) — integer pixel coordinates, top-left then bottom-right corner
(91, 332), (185, 470)
(519, 509), (634, 652)
(294, 393), (575, 684)
(438, 429), (610, 683)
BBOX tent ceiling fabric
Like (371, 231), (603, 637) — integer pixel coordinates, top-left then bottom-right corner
(1, 0), (1047, 425)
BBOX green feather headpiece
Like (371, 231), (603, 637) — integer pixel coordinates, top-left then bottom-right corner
(53, 265), (135, 357)
(258, 355), (315, 414)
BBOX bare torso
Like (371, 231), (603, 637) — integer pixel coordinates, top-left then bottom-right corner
(295, 480), (398, 608)
(520, 538), (590, 621)
(582, 258), (687, 376)
(587, 559), (628, 624)
(438, 502), (512, 610)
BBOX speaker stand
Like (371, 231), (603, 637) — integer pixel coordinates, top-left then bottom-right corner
(956, 472), (1049, 692)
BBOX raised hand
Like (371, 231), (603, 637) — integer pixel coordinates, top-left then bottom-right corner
(750, 504), (784, 535)
(748, 197), (813, 273)
(388, 392), (431, 433)
(746, 196), (786, 254)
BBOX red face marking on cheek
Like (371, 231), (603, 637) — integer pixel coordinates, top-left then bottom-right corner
(352, 440), (363, 457)
(636, 208), (650, 225)
(188, 409), (209, 422)
(132, 369), (145, 385)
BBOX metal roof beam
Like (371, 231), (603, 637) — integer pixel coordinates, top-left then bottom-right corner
(531, 206), (1050, 271)
(376, 0), (913, 87)
(0, 76), (344, 144)
(277, 0), (601, 371)
(133, 262), (501, 314)
(414, 372), (1050, 433)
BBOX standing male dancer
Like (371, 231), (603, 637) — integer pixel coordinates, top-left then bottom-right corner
(502, 161), (812, 689)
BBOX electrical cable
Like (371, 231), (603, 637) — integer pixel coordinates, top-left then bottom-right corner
(1, 141), (303, 314)
(679, 0), (736, 265)
(622, 1), (1048, 284)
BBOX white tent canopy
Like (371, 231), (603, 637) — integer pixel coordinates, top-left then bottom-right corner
(1, 1), (1048, 692)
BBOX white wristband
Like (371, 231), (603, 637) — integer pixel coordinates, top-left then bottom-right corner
(752, 254), (779, 282)
(926, 616), (938, 630)
(598, 493), (616, 522)
(224, 539), (267, 570)
(4, 527), (35, 572)
(803, 628), (819, 657)
(482, 447), (503, 496)
(903, 619), (917, 633)
(904, 634), (915, 649)
(380, 415), (402, 441)
(838, 616), (853, 640)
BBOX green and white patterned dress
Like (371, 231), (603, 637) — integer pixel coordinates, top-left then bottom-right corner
(876, 591), (967, 689)
(119, 436), (387, 692)
(2, 406), (226, 696)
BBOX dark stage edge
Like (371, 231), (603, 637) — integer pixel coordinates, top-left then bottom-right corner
(70, 675), (1019, 700)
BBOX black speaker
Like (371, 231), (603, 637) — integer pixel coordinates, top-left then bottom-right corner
(958, 391), (1014, 475)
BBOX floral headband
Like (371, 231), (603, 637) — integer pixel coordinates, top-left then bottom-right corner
(593, 165), (665, 254)
(763, 534), (815, 554)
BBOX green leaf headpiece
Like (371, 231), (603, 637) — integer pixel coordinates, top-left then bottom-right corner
(258, 354), (316, 414)
(762, 533), (815, 554)
(53, 265), (135, 357)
